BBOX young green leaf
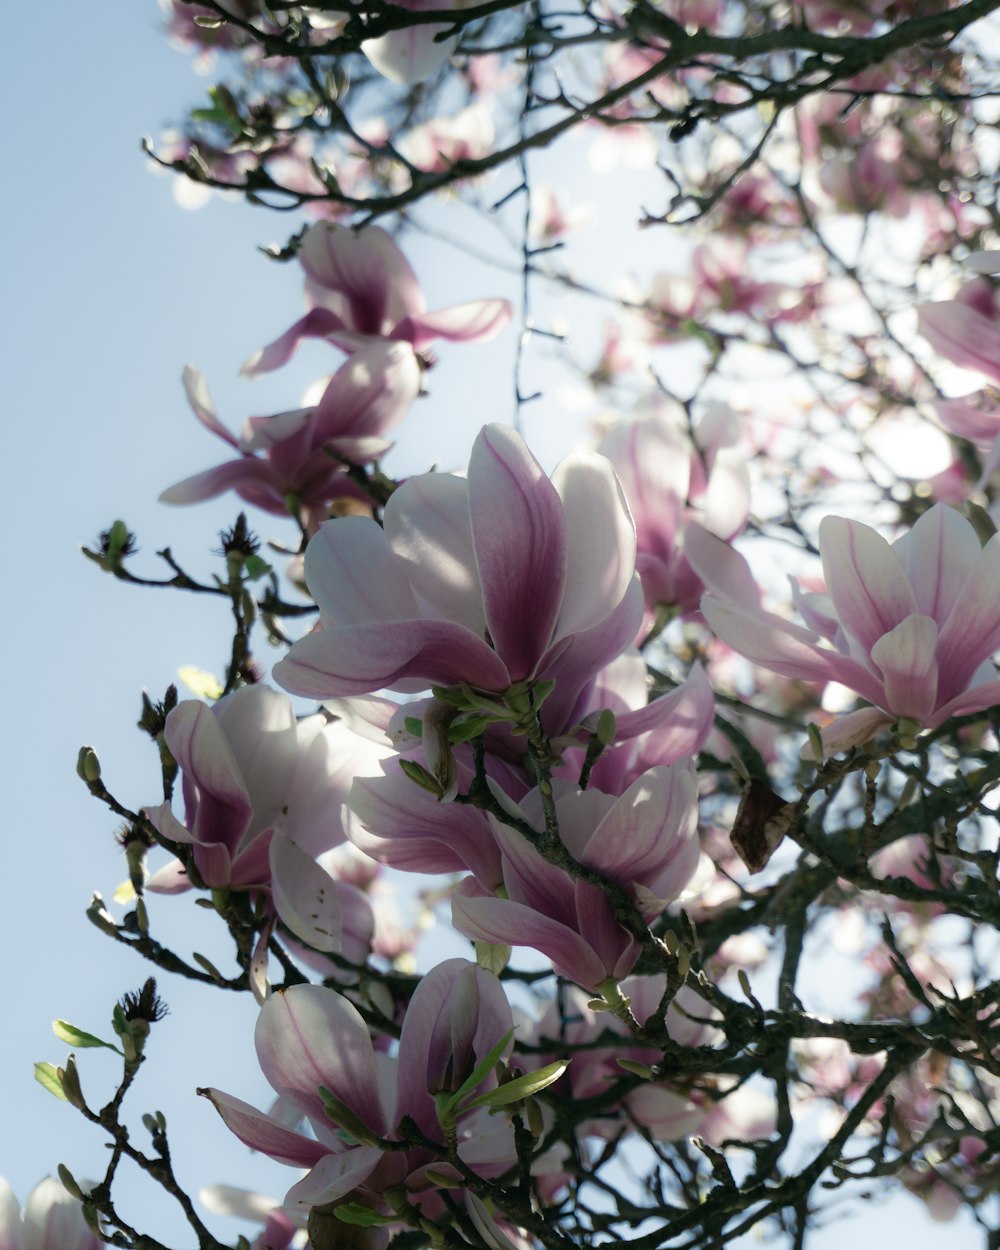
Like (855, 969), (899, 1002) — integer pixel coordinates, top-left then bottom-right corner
(462, 1059), (570, 1110)
(52, 1020), (122, 1055)
(34, 1062), (69, 1102)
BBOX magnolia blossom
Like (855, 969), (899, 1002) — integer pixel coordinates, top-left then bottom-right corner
(692, 504), (1000, 752)
(918, 275), (1000, 484)
(161, 342), (421, 530)
(202, 961), (517, 1213)
(597, 398), (750, 617)
(275, 423), (643, 737)
(0, 1176), (101, 1250)
(144, 684), (389, 892)
(242, 222), (512, 375)
(452, 763), (700, 991)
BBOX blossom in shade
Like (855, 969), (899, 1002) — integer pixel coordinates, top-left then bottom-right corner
(597, 398), (750, 617)
(692, 504), (1000, 752)
(452, 765), (702, 994)
(201, 961), (517, 1213)
(242, 222), (512, 375)
(144, 684), (389, 892)
(275, 423), (643, 738)
(161, 342), (420, 532)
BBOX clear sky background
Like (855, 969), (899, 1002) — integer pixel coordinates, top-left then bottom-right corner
(2, 3), (981, 1245)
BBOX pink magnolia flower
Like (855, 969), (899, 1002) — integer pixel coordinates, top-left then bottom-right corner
(275, 423), (643, 738)
(0, 1176), (101, 1250)
(918, 276), (1000, 484)
(242, 222), (512, 375)
(452, 763), (700, 991)
(144, 684), (389, 892)
(202, 960), (516, 1212)
(162, 342), (420, 531)
(597, 398), (750, 617)
(692, 504), (1000, 753)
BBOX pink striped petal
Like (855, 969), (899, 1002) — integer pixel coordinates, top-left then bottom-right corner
(582, 764), (699, 899)
(917, 300), (1000, 386)
(275, 618), (511, 699)
(283, 1146), (383, 1209)
(301, 222), (424, 329)
(255, 985), (388, 1135)
(869, 613), (939, 721)
(163, 702), (253, 854)
(684, 524), (761, 610)
(394, 299), (513, 349)
(199, 1089), (332, 1168)
(159, 459), (276, 506)
(819, 516), (917, 654)
(469, 425), (567, 681)
(303, 517), (420, 625)
(551, 450), (636, 640)
(384, 473), (485, 634)
(616, 662), (715, 760)
(930, 676), (1000, 725)
(452, 891), (611, 992)
(241, 308), (350, 376)
(311, 341), (421, 446)
(936, 530), (1000, 702)
(701, 598), (887, 706)
(895, 504), (981, 627)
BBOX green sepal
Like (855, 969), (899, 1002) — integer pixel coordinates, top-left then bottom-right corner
(243, 554), (272, 581)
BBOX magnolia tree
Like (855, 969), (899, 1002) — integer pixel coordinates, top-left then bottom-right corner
(23, 0), (1000, 1247)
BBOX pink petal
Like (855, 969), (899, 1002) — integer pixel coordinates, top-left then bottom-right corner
(275, 617), (511, 699)
(869, 613), (939, 721)
(163, 702), (254, 854)
(350, 769), (503, 888)
(311, 340), (421, 447)
(452, 890), (610, 992)
(241, 308), (350, 377)
(303, 516), (420, 625)
(616, 662), (715, 761)
(394, 299), (513, 349)
(269, 834), (345, 954)
(701, 597), (887, 706)
(895, 504), (981, 627)
(301, 222), (424, 329)
(159, 459), (278, 506)
(929, 676), (1000, 725)
(383, 473), (485, 634)
(469, 425), (567, 681)
(182, 365), (238, 447)
(819, 516), (917, 655)
(684, 524), (761, 610)
(199, 1089), (331, 1167)
(283, 1146), (383, 1209)
(362, 24), (459, 86)
(582, 764), (699, 902)
(917, 300), (1000, 386)
(810, 708), (895, 758)
(935, 530), (1000, 702)
(551, 450), (636, 640)
(255, 985), (388, 1134)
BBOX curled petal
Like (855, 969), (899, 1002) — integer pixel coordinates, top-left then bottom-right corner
(199, 1089), (331, 1168)
(394, 299), (513, 349)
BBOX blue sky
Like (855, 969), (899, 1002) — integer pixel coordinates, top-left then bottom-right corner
(2, 3), (977, 1245)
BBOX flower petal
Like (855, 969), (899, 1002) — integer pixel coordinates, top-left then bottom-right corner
(199, 1088), (332, 1168)
(383, 472), (485, 634)
(869, 613), (939, 721)
(551, 450), (636, 640)
(469, 425), (567, 681)
(394, 299), (513, 349)
(255, 984), (387, 1134)
(819, 516), (917, 655)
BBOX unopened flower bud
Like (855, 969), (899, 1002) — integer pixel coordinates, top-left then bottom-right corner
(76, 747), (101, 783)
